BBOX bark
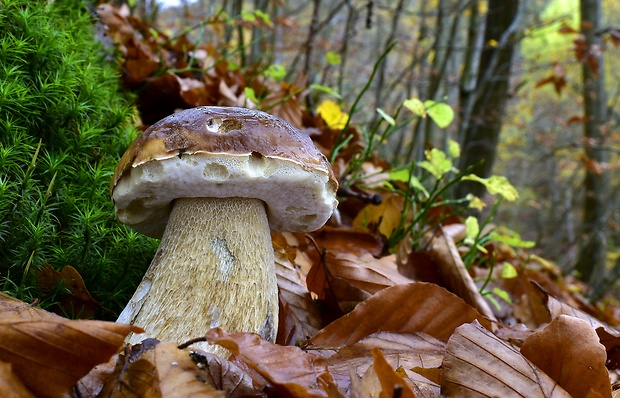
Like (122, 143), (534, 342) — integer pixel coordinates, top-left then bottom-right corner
(370, 0), (406, 128)
(574, 0), (609, 286)
(249, 0), (270, 65)
(455, 0), (521, 199)
(423, 0), (465, 148)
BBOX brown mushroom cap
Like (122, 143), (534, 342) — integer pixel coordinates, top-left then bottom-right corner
(111, 106), (339, 238)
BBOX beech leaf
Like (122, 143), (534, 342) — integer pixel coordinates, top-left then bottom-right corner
(0, 317), (142, 398)
(442, 321), (572, 397)
(205, 328), (339, 397)
(427, 225), (497, 321)
(307, 282), (493, 349)
(520, 315), (612, 398)
(372, 348), (419, 398)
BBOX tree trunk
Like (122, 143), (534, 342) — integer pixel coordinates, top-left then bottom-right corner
(455, 0), (521, 199)
(574, 0), (609, 286)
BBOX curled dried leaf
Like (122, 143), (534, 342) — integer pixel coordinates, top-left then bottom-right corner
(520, 315), (612, 398)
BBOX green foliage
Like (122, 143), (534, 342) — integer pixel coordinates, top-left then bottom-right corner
(0, 0), (157, 317)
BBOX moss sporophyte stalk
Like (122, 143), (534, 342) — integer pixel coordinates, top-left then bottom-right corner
(0, 0), (156, 318)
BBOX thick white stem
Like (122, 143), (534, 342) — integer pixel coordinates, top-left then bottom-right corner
(117, 197), (278, 355)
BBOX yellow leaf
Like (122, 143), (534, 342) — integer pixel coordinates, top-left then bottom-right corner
(317, 99), (349, 130)
(403, 97), (426, 117)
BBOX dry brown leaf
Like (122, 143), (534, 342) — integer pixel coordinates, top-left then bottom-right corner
(310, 227), (385, 257)
(153, 343), (224, 397)
(327, 252), (412, 296)
(0, 317), (141, 398)
(187, 350), (265, 397)
(35, 264), (103, 319)
(100, 342), (225, 397)
(511, 277), (552, 329)
(205, 328), (340, 397)
(442, 321), (571, 397)
(0, 292), (60, 321)
(535, 282), (620, 369)
(326, 332), (444, 394)
(520, 315), (612, 398)
(307, 282), (493, 349)
(262, 81), (304, 128)
(372, 348), (419, 398)
(274, 238), (322, 346)
(0, 361), (36, 398)
(427, 225), (497, 322)
(74, 354), (118, 397)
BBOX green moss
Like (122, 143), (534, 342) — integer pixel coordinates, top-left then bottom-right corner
(0, 0), (157, 318)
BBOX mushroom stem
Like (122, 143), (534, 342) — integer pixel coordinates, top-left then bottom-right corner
(117, 196), (278, 354)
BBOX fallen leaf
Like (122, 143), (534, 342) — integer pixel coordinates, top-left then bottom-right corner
(536, 283), (620, 369)
(353, 194), (405, 239)
(309, 227), (385, 257)
(186, 350), (265, 397)
(327, 252), (411, 296)
(427, 225), (497, 322)
(206, 328), (339, 397)
(100, 341), (225, 397)
(35, 264), (103, 319)
(274, 237), (322, 346)
(0, 292), (59, 321)
(520, 315), (612, 398)
(372, 348), (419, 398)
(442, 321), (571, 397)
(307, 282), (493, 349)
(0, 317), (142, 398)
(0, 360), (35, 398)
(309, 251), (411, 313)
(74, 354), (118, 397)
(326, 332), (444, 394)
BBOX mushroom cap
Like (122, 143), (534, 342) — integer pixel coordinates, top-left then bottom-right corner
(111, 106), (339, 238)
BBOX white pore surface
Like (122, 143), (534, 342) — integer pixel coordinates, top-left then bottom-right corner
(112, 152), (338, 237)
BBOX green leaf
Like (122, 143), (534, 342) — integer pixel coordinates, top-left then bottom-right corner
(264, 64), (286, 81)
(424, 100), (454, 128)
(485, 294), (502, 312)
(376, 108), (395, 126)
(325, 51), (341, 65)
(244, 87), (259, 103)
(490, 228), (535, 248)
(241, 10), (256, 22)
(466, 194), (486, 210)
(465, 216), (479, 243)
(403, 97), (426, 117)
(255, 10), (271, 24)
(501, 262), (518, 279)
(462, 174), (519, 201)
(419, 148), (453, 179)
(492, 287), (513, 304)
(389, 169), (429, 197)
(309, 84), (341, 98)
(447, 139), (461, 158)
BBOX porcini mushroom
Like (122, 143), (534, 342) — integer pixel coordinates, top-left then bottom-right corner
(111, 106), (338, 353)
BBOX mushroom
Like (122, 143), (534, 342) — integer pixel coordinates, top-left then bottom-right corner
(111, 106), (338, 353)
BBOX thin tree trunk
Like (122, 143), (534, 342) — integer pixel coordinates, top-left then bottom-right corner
(455, 0), (522, 199)
(370, 0), (406, 128)
(249, 0), (270, 65)
(458, 0), (483, 140)
(337, 1), (358, 96)
(423, 0), (465, 149)
(574, 0), (609, 286)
